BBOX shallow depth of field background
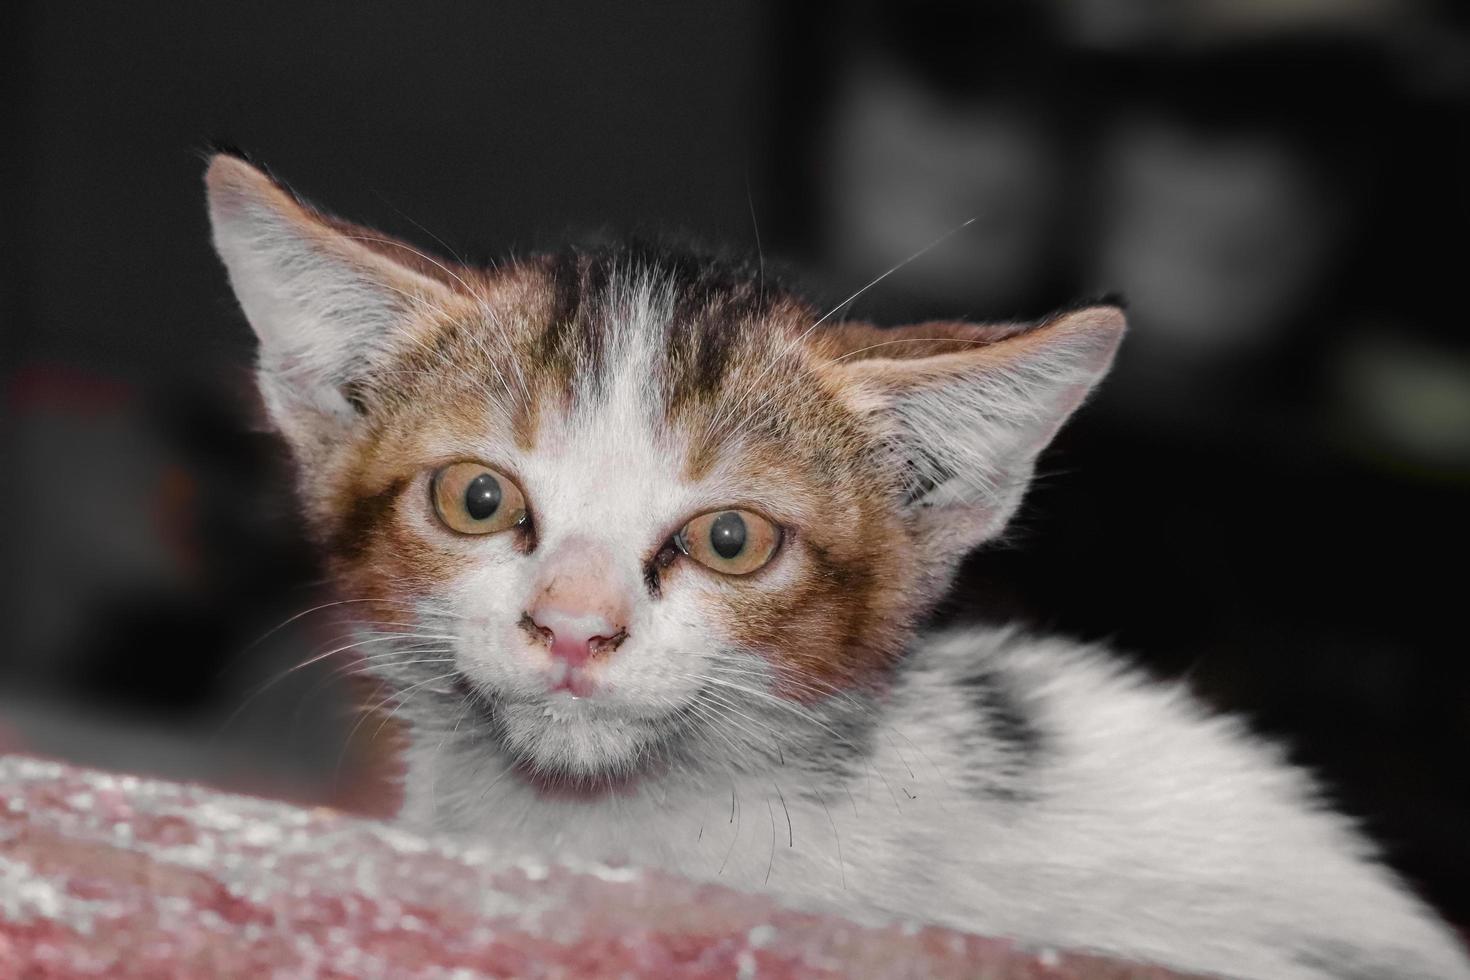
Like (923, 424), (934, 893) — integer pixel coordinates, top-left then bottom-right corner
(3, 0), (1468, 928)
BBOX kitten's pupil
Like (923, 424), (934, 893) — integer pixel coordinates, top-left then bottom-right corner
(709, 511), (746, 559)
(464, 472), (502, 521)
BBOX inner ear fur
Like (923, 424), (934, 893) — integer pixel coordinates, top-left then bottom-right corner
(821, 305), (1125, 558)
(813, 319), (1036, 363)
(204, 152), (476, 446)
(205, 152), (473, 304)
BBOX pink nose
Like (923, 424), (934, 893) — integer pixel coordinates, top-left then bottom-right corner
(525, 605), (627, 668)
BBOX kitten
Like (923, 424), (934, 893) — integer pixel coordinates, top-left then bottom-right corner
(205, 152), (1469, 979)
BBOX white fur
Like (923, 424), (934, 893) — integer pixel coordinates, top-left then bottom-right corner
(403, 628), (1470, 980)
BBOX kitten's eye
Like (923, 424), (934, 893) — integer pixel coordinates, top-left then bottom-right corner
(675, 509), (781, 575)
(431, 462), (527, 535)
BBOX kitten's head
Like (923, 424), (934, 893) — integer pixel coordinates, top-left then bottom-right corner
(205, 153), (1122, 786)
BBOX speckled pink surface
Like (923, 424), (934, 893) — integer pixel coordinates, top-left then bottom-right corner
(0, 754), (1196, 978)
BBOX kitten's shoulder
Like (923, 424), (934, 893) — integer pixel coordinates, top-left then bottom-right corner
(904, 622), (1335, 822)
(893, 624), (1470, 978)
(907, 622), (1264, 758)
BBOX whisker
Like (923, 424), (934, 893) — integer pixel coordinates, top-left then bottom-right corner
(830, 335), (995, 363)
(718, 782), (741, 875)
(214, 632), (455, 741)
(681, 698), (752, 763)
(709, 216), (978, 448)
(818, 790), (847, 889)
(746, 169), (764, 305)
(367, 669), (463, 742)
(810, 217), (979, 335)
(225, 596), (456, 671)
(765, 797), (776, 883)
(333, 670), (461, 788)
(429, 694), (483, 819)
(338, 235), (480, 295)
(692, 688), (790, 756)
(474, 761), (517, 808)
(775, 782), (793, 847)
(290, 648), (455, 734)
(697, 676), (855, 746)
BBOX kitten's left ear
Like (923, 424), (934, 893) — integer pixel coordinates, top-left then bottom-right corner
(204, 152), (466, 453)
(825, 305), (1124, 562)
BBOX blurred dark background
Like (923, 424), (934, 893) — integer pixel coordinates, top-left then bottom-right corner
(3, 0), (1468, 929)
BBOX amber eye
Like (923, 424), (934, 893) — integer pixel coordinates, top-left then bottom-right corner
(431, 462), (528, 535)
(675, 509), (781, 575)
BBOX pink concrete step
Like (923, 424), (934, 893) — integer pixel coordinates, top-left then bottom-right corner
(0, 755), (1196, 978)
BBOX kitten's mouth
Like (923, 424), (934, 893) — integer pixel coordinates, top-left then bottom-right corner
(542, 660), (599, 700)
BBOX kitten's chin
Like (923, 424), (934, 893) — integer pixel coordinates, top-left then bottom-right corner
(461, 678), (686, 788)
(501, 701), (672, 787)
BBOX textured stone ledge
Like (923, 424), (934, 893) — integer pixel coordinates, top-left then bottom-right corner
(0, 754), (1194, 978)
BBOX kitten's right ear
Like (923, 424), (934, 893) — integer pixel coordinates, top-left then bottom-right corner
(204, 153), (464, 450)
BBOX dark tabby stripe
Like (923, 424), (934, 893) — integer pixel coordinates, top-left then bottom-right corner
(331, 476), (410, 559)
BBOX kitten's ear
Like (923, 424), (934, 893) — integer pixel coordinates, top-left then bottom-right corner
(826, 305), (1124, 558)
(204, 152), (465, 450)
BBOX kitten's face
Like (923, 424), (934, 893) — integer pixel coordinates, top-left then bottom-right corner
(328, 259), (922, 778)
(205, 154), (1122, 785)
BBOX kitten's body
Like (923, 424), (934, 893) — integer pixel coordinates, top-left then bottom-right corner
(205, 153), (1469, 979)
(404, 627), (1463, 979)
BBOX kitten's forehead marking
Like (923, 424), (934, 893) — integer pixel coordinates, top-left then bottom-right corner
(511, 269), (704, 564)
(501, 262), (838, 572)
(509, 249), (812, 480)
